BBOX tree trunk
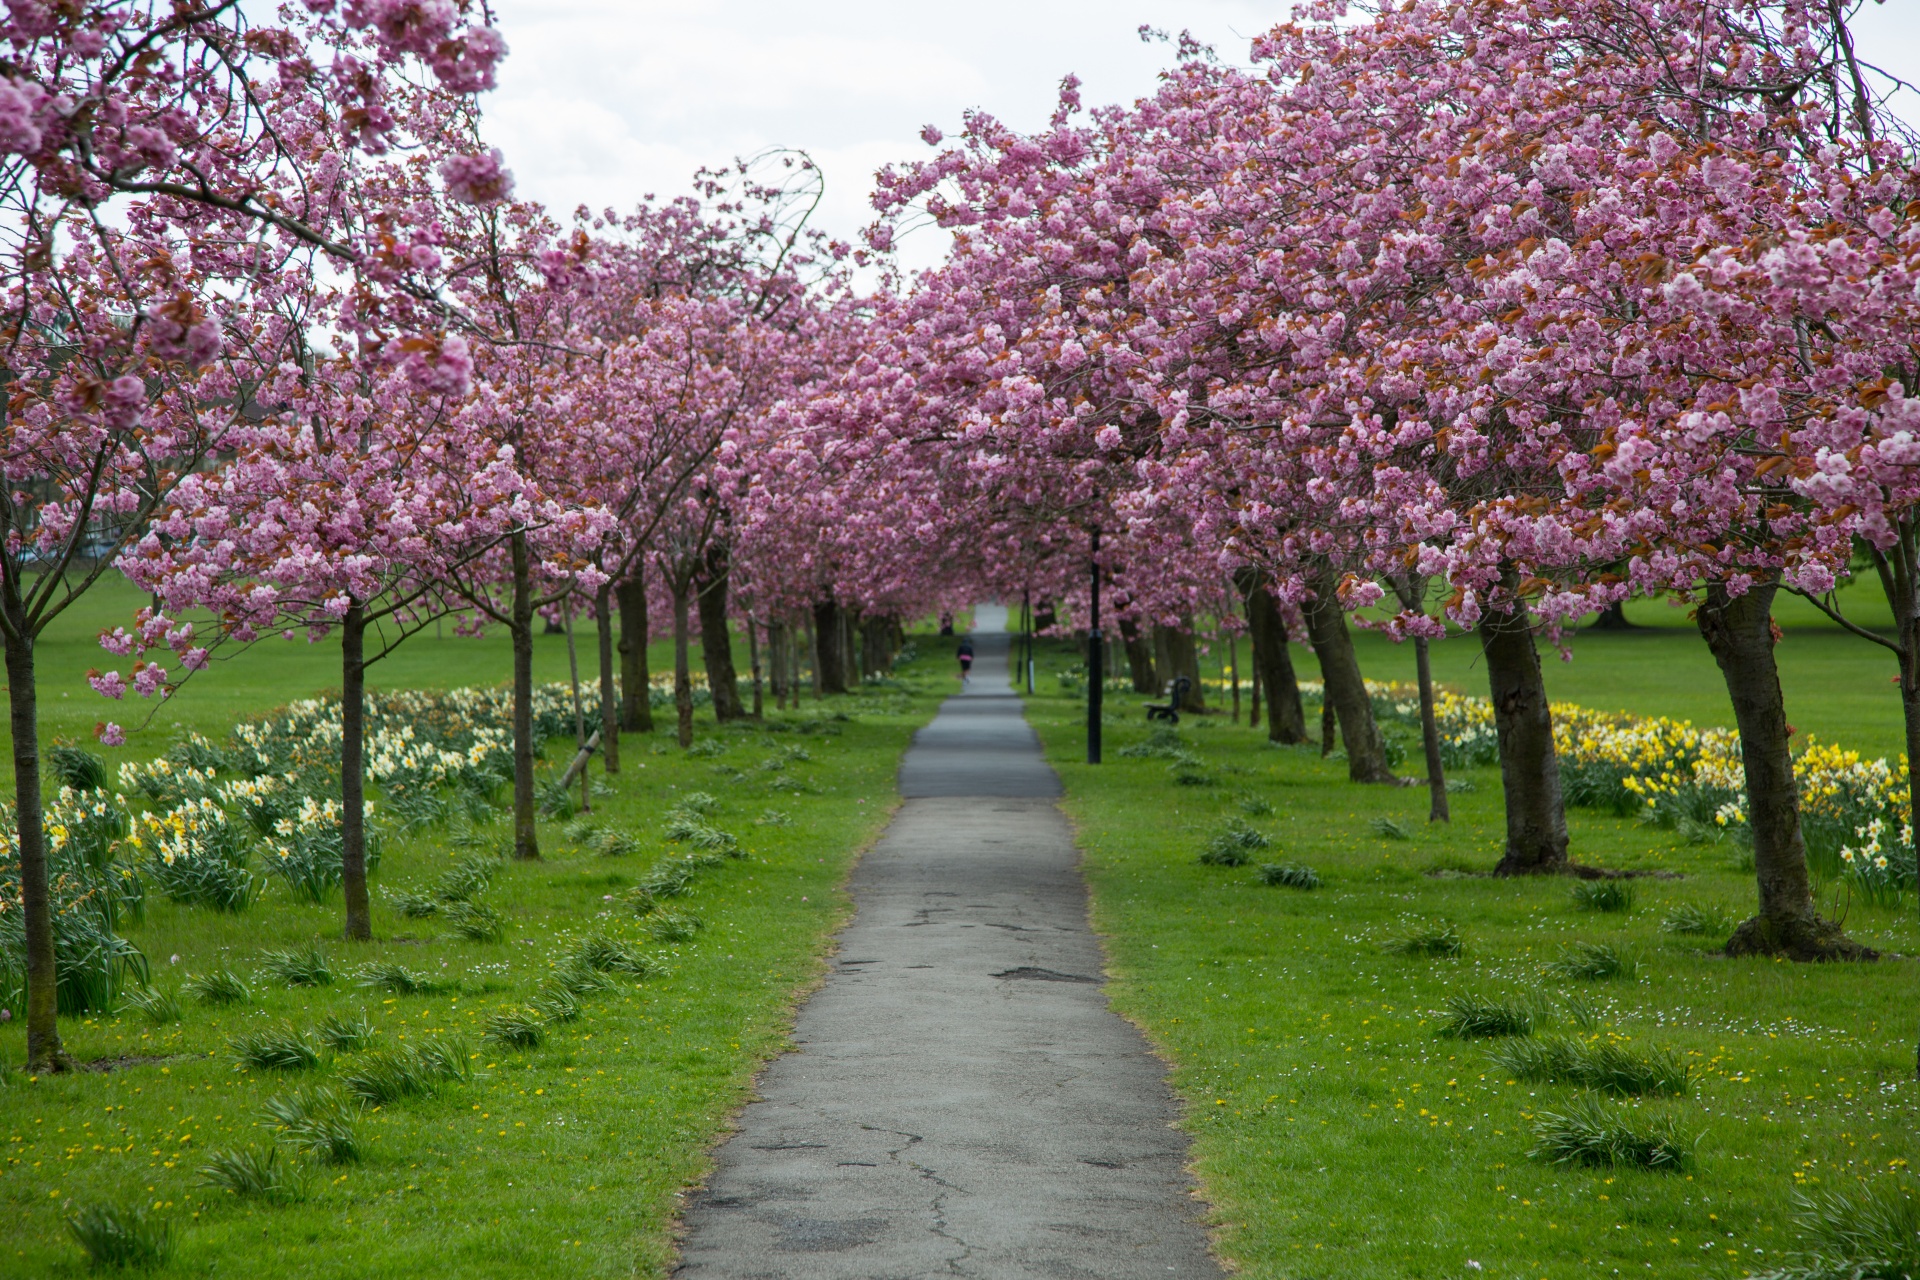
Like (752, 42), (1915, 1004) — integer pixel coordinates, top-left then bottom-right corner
(340, 606), (372, 940)
(805, 614), (822, 699)
(6, 626), (68, 1071)
(813, 600), (849, 694)
(1239, 572), (1308, 744)
(696, 548), (744, 722)
(1164, 624), (1206, 711)
(1478, 595), (1568, 873)
(563, 602), (590, 814)
(1229, 632), (1240, 723)
(1897, 579), (1920, 1071)
(1151, 625), (1174, 698)
(767, 621), (789, 707)
(671, 579), (695, 748)
(596, 582), (619, 774)
(617, 573), (653, 734)
(749, 619), (764, 719)
(509, 531), (539, 861)
(1588, 600), (1638, 631)
(1250, 664), (1262, 729)
(1034, 600), (1056, 634)
(1120, 619), (1158, 693)
(1698, 579), (1871, 959)
(1414, 634), (1450, 823)
(1303, 584), (1395, 783)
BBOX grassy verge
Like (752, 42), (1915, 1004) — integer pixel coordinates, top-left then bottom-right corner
(0, 634), (956, 1278)
(1024, 639), (1919, 1279)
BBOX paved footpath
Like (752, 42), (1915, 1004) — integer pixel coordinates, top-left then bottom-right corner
(675, 606), (1221, 1279)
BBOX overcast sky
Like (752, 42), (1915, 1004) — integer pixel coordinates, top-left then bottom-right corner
(480, 1), (1920, 277)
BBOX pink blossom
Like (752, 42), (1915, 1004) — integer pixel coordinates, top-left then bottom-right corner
(133, 663), (168, 698)
(88, 669), (126, 700)
(94, 722), (125, 748)
(440, 149), (513, 206)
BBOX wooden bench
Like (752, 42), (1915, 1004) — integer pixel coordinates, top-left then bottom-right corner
(1145, 676), (1192, 724)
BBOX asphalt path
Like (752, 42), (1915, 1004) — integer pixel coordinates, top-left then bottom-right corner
(674, 607), (1220, 1279)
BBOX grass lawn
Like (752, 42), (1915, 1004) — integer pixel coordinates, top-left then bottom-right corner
(0, 589), (960, 1278)
(1024, 635), (1920, 1280)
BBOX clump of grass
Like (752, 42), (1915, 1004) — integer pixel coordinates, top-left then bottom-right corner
(231, 1025), (320, 1072)
(1370, 816), (1413, 841)
(1488, 1036), (1689, 1096)
(256, 943), (332, 987)
(1255, 863), (1320, 890)
(637, 860), (695, 899)
(1660, 901), (1730, 936)
(625, 887), (661, 916)
(585, 828), (640, 857)
(1385, 919), (1462, 958)
(352, 960), (435, 995)
(120, 987), (180, 1025)
(532, 987), (581, 1024)
(1527, 1094), (1696, 1171)
(1199, 818), (1270, 867)
(1546, 941), (1637, 981)
(340, 1049), (433, 1106)
(316, 1012), (376, 1054)
(673, 791), (720, 815)
(1572, 879), (1635, 913)
(182, 966), (249, 1006)
(434, 854), (499, 904)
(753, 809), (793, 827)
(261, 1086), (361, 1164)
(570, 933), (656, 978)
(482, 1006), (546, 1050)
(663, 814), (741, 855)
(563, 816), (600, 845)
(1751, 1175), (1920, 1280)
(413, 1034), (474, 1084)
(1236, 792), (1275, 817)
(67, 1202), (174, 1271)
(444, 899), (504, 943)
(385, 888), (441, 919)
(1169, 760), (1217, 787)
(644, 911), (703, 943)
(196, 1144), (306, 1202)
(1437, 994), (1534, 1040)
(544, 960), (611, 997)
(1558, 991), (1604, 1030)
(50, 744), (110, 793)
(1117, 726), (1185, 759)
(536, 777), (577, 820)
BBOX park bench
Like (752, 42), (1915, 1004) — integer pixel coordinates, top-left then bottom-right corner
(1145, 675), (1192, 724)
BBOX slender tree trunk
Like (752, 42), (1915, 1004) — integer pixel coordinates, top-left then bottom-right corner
(6, 625), (68, 1071)
(1478, 594), (1568, 873)
(813, 600), (848, 694)
(1414, 635), (1450, 823)
(1239, 571), (1308, 744)
(1250, 664), (1262, 729)
(1229, 632), (1240, 723)
(596, 582), (619, 774)
(340, 605), (372, 941)
(1321, 699), (1337, 756)
(1303, 583), (1395, 782)
(1698, 579), (1871, 959)
(1896, 575), (1920, 1072)
(767, 621), (788, 707)
(671, 579), (694, 748)
(617, 573), (653, 734)
(1034, 600), (1056, 634)
(1119, 619), (1158, 693)
(509, 531), (539, 861)
(806, 614), (821, 699)
(749, 619), (764, 719)
(1152, 625), (1174, 699)
(563, 602), (589, 814)
(696, 545), (744, 722)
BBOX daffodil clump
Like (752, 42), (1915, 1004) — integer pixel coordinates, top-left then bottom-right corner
(0, 787), (148, 1015)
(1311, 678), (1915, 902)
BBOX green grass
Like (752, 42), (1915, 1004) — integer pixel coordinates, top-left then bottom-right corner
(1024, 636), (1920, 1279)
(0, 612), (957, 1278)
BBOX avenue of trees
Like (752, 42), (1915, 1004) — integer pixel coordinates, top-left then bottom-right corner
(7, 0), (1917, 1070)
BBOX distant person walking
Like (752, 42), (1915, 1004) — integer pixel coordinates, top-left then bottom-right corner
(957, 637), (974, 686)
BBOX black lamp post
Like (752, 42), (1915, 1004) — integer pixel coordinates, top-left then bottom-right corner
(1088, 527), (1102, 764)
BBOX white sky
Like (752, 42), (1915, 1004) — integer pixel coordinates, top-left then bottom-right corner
(480, 0), (1920, 278)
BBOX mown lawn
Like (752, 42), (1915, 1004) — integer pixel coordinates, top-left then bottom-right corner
(0, 606), (959, 1278)
(1025, 634), (1919, 1280)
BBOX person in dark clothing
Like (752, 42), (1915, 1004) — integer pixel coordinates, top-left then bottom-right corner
(957, 638), (974, 685)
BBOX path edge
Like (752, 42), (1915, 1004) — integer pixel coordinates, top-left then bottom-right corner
(659, 779), (911, 1274)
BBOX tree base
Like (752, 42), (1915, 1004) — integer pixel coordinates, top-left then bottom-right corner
(26, 1045), (74, 1074)
(1725, 913), (1878, 961)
